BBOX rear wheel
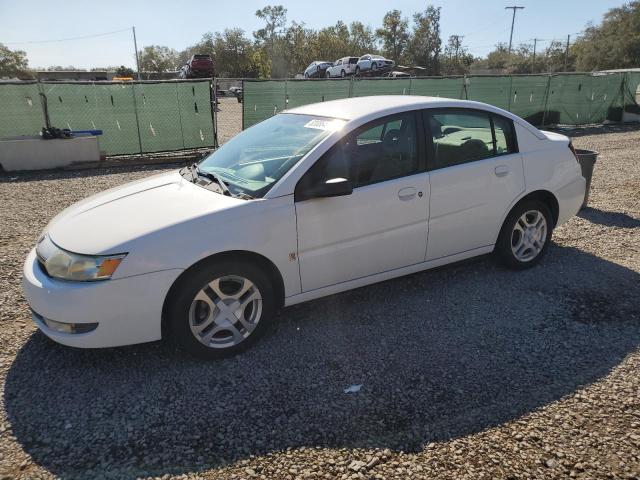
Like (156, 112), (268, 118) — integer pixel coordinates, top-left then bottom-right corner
(166, 259), (276, 358)
(325, 70), (331, 78)
(355, 66), (360, 76)
(372, 62), (378, 71)
(341, 70), (346, 77)
(495, 200), (553, 269)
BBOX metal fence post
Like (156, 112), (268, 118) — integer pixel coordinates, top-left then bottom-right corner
(175, 81), (186, 150)
(541, 74), (552, 127)
(131, 81), (144, 155)
(210, 78), (219, 148)
(37, 80), (51, 129)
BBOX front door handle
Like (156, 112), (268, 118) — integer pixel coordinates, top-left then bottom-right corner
(495, 165), (510, 177)
(398, 187), (417, 201)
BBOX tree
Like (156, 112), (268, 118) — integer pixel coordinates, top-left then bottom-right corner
(572, 1), (640, 71)
(349, 22), (377, 54)
(0, 43), (31, 78)
(254, 5), (288, 77)
(115, 65), (135, 77)
(406, 5), (442, 75)
(137, 45), (180, 74)
(376, 10), (409, 63)
(441, 35), (475, 75)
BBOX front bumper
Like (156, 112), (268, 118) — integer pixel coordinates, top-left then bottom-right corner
(22, 249), (182, 348)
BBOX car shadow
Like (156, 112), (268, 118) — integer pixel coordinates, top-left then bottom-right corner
(4, 245), (640, 478)
(578, 206), (640, 228)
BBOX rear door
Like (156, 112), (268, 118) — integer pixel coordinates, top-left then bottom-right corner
(295, 111), (430, 292)
(423, 108), (525, 260)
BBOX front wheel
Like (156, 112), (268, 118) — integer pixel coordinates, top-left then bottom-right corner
(355, 66), (360, 76)
(166, 259), (276, 358)
(495, 200), (553, 269)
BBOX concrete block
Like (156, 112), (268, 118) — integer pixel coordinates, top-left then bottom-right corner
(0, 136), (101, 171)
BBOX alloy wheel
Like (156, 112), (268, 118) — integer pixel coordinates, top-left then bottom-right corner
(189, 275), (263, 349)
(511, 210), (548, 262)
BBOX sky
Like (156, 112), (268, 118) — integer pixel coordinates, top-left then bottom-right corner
(0, 0), (628, 70)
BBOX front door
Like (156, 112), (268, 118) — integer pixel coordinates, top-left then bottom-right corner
(295, 111), (430, 292)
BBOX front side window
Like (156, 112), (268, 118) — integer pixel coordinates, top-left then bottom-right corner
(198, 114), (344, 198)
(425, 109), (518, 170)
(297, 112), (420, 194)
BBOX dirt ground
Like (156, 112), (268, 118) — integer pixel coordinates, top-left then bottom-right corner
(0, 124), (638, 479)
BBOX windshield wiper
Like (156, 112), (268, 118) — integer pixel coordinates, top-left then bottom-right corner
(191, 164), (231, 196)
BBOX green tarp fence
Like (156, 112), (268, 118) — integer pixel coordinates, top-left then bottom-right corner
(0, 80), (215, 155)
(243, 72), (640, 129)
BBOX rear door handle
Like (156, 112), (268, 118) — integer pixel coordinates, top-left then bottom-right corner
(495, 165), (510, 177)
(398, 187), (417, 201)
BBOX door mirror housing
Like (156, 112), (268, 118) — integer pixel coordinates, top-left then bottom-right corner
(296, 177), (353, 202)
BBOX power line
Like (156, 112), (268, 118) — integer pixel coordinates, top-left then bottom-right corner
(3, 28), (131, 45)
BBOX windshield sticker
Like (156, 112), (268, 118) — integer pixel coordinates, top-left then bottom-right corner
(304, 119), (346, 131)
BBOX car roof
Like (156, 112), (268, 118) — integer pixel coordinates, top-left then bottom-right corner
(284, 95), (545, 139)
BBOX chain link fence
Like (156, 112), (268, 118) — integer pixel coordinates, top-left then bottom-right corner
(1, 72), (639, 162)
(242, 71), (640, 129)
(0, 79), (216, 156)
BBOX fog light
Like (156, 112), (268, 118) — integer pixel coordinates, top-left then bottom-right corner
(32, 310), (98, 334)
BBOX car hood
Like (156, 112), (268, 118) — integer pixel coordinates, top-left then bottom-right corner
(46, 170), (245, 255)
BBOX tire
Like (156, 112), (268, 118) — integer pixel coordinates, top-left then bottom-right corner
(325, 70), (331, 78)
(372, 62), (378, 71)
(165, 258), (276, 359)
(304, 73), (309, 79)
(355, 66), (360, 76)
(341, 70), (346, 77)
(495, 200), (553, 270)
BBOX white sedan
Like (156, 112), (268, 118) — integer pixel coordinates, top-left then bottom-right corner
(23, 96), (586, 358)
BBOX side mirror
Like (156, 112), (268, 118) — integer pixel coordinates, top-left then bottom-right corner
(298, 178), (353, 201)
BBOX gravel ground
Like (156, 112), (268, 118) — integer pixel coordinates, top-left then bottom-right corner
(0, 125), (639, 479)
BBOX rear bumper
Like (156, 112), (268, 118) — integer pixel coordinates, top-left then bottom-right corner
(22, 249), (182, 348)
(556, 175), (586, 226)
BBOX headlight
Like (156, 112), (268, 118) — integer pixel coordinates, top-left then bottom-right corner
(36, 235), (126, 281)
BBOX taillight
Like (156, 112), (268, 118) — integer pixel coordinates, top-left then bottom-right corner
(568, 142), (579, 163)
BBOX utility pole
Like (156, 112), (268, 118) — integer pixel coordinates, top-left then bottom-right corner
(564, 34), (571, 72)
(505, 6), (525, 55)
(132, 26), (141, 80)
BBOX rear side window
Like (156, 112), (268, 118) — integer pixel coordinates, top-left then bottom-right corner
(424, 109), (518, 170)
(493, 114), (517, 155)
(349, 57), (358, 64)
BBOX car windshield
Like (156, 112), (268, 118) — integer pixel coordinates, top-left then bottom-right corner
(372, 55), (385, 60)
(198, 114), (345, 198)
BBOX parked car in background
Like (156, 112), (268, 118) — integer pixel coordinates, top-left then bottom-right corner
(355, 54), (394, 75)
(23, 96), (586, 358)
(381, 71), (411, 78)
(304, 61), (332, 78)
(182, 54), (215, 79)
(228, 86), (243, 103)
(325, 57), (359, 78)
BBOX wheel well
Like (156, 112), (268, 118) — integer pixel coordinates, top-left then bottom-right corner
(161, 250), (285, 338)
(514, 190), (559, 227)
